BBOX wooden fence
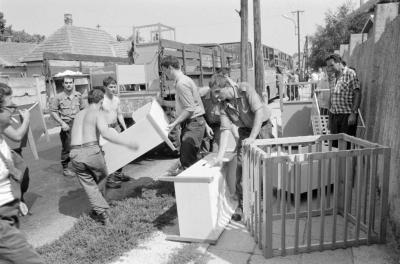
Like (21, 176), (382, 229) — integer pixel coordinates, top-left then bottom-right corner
(242, 134), (390, 258)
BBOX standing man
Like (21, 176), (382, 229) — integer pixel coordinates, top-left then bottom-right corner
(98, 77), (130, 188)
(70, 89), (138, 225)
(0, 83), (44, 264)
(325, 54), (361, 140)
(50, 77), (84, 177)
(161, 55), (206, 170)
(209, 74), (273, 222)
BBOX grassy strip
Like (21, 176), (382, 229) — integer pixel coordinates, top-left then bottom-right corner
(37, 182), (176, 264)
(166, 244), (210, 264)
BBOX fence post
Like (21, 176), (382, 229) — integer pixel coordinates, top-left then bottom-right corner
(379, 148), (391, 243)
(263, 156), (273, 258)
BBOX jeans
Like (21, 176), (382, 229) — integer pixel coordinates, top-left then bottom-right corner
(236, 122), (274, 207)
(70, 145), (110, 213)
(60, 120), (73, 169)
(0, 200), (43, 264)
(180, 116), (206, 169)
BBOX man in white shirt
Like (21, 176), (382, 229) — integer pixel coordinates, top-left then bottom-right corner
(98, 77), (130, 188)
(0, 82), (43, 263)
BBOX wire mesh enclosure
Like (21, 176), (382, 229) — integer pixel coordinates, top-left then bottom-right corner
(242, 134), (390, 258)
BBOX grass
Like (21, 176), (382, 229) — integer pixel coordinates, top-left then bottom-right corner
(37, 181), (177, 264)
(165, 244), (210, 264)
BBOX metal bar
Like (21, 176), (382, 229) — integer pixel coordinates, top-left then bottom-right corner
(307, 155), (313, 251)
(380, 148), (391, 243)
(367, 151), (377, 244)
(355, 154), (363, 244)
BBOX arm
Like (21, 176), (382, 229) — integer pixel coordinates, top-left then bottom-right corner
(117, 113), (127, 131)
(49, 97), (70, 130)
(168, 110), (191, 130)
(247, 108), (264, 141)
(214, 129), (230, 164)
(96, 113), (138, 149)
(4, 110), (30, 141)
(348, 89), (361, 126)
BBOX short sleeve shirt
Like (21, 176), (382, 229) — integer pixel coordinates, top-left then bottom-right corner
(219, 84), (271, 130)
(329, 67), (360, 114)
(49, 91), (84, 122)
(175, 74), (205, 118)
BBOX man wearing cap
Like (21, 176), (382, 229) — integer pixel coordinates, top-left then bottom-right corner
(50, 77), (84, 177)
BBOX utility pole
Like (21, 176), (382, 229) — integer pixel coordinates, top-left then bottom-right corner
(240, 0), (248, 82)
(253, 0), (264, 97)
(292, 10), (304, 77)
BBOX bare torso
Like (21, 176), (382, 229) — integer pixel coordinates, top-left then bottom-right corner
(70, 107), (100, 145)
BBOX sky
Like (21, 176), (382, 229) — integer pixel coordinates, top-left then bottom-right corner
(1, 0), (361, 55)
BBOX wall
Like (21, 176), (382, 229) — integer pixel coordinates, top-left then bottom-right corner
(349, 6), (400, 246)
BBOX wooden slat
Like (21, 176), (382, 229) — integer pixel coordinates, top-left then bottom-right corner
(343, 157), (351, 245)
(163, 49), (200, 60)
(332, 156), (339, 245)
(263, 158), (273, 258)
(367, 151), (377, 244)
(258, 156), (263, 249)
(363, 154), (369, 224)
(355, 154), (363, 244)
(380, 148), (391, 243)
(281, 161), (287, 255)
(254, 153), (259, 243)
(294, 157), (301, 253)
(277, 146), (282, 214)
(243, 146), (249, 227)
(273, 208), (334, 220)
(250, 149), (255, 236)
(320, 157), (326, 249)
(255, 134), (344, 146)
(327, 141), (332, 208)
(316, 141), (322, 212)
(307, 155), (313, 251)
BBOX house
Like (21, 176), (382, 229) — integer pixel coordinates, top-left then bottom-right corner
(19, 14), (131, 96)
(0, 41), (37, 77)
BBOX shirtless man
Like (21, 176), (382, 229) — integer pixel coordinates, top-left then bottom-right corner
(69, 89), (138, 224)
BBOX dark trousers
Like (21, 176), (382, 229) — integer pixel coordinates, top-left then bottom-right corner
(60, 120), (73, 169)
(0, 200), (43, 264)
(180, 116), (206, 169)
(11, 150), (30, 201)
(70, 145), (110, 213)
(200, 123), (221, 154)
(329, 113), (357, 148)
(236, 122), (274, 207)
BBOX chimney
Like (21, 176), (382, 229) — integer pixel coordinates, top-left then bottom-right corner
(64, 14), (73, 26)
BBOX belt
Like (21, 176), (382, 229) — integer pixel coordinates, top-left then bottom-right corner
(108, 122), (119, 128)
(70, 141), (99, 150)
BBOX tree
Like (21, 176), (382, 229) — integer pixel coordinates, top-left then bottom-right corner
(0, 12), (45, 43)
(309, 1), (370, 69)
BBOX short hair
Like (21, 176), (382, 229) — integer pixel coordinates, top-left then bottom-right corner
(209, 74), (231, 90)
(63, 77), (74, 83)
(325, 54), (342, 63)
(103, 76), (116, 87)
(87, 89), (104, 104)
(160, 55), (180, 70)
(0, 82), (12, 108)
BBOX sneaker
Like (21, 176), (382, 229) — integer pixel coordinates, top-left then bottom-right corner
(113, 172), (131, 182)
(19, 202), (29, 216)
(89, 210), (110, 225)
(63, 168), (76, 178)
(106, 180), (122, 189)
(231, 207), (243, 222)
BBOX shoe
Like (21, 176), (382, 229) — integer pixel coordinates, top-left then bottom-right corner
(113, 172), (131, 182)
(89, 210), (110, 225)
(106, 180), (122, 189)
(19, 202), (29, 216)
(231, 207), (243, 222)
(63, 168), (76, 178)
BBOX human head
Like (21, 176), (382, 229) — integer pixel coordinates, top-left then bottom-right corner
(160, 55), (180, 80)
(63, 77), (74, 93)
(87, 89), (104, 105)
(0, 83), (16, 130)
(318, 67), (323, 73)
(103, 76), (117, 95)
(209, 73), (235, 102)
(325, 54), (342, 74)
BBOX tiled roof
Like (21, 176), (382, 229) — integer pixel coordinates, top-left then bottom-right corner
(0, 42), (37, 66)
(113, 41), (132, 58)
(20, 25), (130, 62)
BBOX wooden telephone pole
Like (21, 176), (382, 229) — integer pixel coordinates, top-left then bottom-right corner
(240, 0), (248, 82)
(253, 0), (264, 97)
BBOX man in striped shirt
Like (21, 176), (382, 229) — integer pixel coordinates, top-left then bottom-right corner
(325, 54), (361, 139)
